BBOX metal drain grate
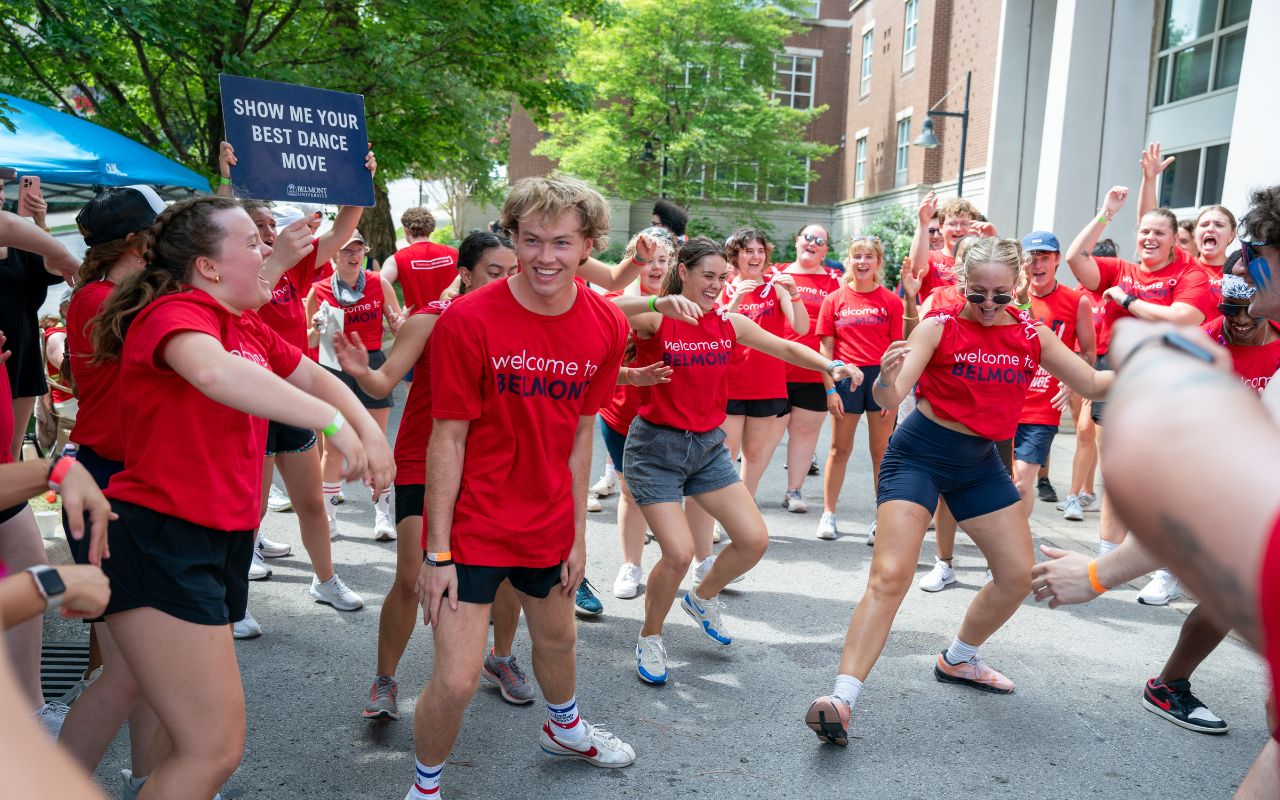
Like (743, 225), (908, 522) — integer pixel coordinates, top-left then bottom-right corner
(41, 640), (90, 702)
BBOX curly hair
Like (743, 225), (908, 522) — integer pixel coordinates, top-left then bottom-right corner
(724, 227), (773, 267)
(1240, 186), (1280, 243)
(401, 207), (436, 239)
(499, 174), (610, 251)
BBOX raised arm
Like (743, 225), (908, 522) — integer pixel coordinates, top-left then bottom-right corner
(1137, 143), (1174, 222)
(579, 234), (658, 291)
(0, 211), (77, 281)
(910, 192), (938, 280)
(870, 318), (944, 409)
(312, 149), (378, 265)
(1066, 186), (1129, 292)
(730, 313), (862, 385)
(1075, 294), (1096, 364)
(611, 293), (701, 336)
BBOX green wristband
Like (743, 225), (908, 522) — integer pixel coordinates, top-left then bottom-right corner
(648, 295), (658, 312)
(322, 412), (345, 437)
(218, 176), (232, 186)
(1096, 213), (1110, 225)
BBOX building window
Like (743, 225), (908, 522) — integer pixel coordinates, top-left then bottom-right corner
(895, 117), (910, 187)
(1152, 0), (1249, 107)
(1158, 142), (1230, 209)
(767, 157), (810, 205)
(854, 136), (867, 196)
(902, 0), (918, 72)
(775, 55), (816, 110)
(860, 29), (874, 96)
(711, 163), (759, 202)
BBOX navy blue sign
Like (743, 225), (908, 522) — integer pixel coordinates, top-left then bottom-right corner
(219, 74), (374, 207)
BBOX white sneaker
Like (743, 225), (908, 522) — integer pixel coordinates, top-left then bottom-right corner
(613, 563), (643, 599)
(712, 521), (724, 543)
(681, 590), (732, 645)
(982, 569), (994, 586)
(121, 770), (222, 800)
(1138, 570), (1180, 606)
(1056, 493), (1074, 511)
(327, 514), (340, 540)
(311, 574), (364, 611)
(816, 511), (838, 540)
(248, 548), (272, 580)
(918, 559), (956, 592)
(374, 497), (396, 541)
(783, 489), (807, 513)
(232, 610), (262, 639)
(267, 484), (293, 512)
(34, 700), (69, 738)
(1079, 492), (1101, 512)
(258, 536), (291, 558)
(1062, 495), (1085, 521)
(693, 554), (744, 586)
(866, 518), (877, 546)
(635, 634), (668, 684)
(540, 720), (636, 767)
(586, 493), (603, 513)
(590, 472), (618, 497)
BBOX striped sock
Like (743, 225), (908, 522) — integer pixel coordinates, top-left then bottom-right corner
(546, 696), (586, 742)
(323, 482), (341, 518)
(405, 759), (443, 799)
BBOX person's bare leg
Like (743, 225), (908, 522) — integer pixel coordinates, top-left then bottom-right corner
(1012, 460), (1040, 518)
(740, 415), (787, 498)
(689, 483), (769, 596)
(1236, 738), (1280, 799)
(411, 601), (491, 765)
(1069, 397), (1099, 497)
(952, 504), (1035, 647)
(375, 513), (423, 676)
(10, 395), (34, 460)
(1157, 605), (1230, 683)
(637, 502), (695, 638)
(822, 414), (859, 514)
(785, 408), (826, 494)
(866, 410), (895, 487)
(0, 508), (47, 706)
(490, 581), (521, 657)
(836, 500), (934, 679)
(934, 499), (957, 562)
(277, 447), (333, 580)
(616, 477), (646, 566)
(685, 500), (715, 563)
(108, 608), (245, 799)
(519, 587), (578, 704)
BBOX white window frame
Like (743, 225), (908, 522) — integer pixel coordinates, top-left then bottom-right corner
(902, 0), (918, 72)
(894, 115), (911, 188)
(767, 157), (811, 205)
(774, 54), (817, 110)
(1151, 0), (1249, 109)
(1157, 140), (1231, 210)
(712, 163), (760, 202)
(853, 127), (868, 197)
(860, 25), (874, 97)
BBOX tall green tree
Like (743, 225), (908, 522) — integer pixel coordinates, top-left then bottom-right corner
(535, 0), (833, 210)
(0, 0), (611, 257)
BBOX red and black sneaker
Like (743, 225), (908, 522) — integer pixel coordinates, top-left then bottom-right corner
(1142, 678), (1228, 734)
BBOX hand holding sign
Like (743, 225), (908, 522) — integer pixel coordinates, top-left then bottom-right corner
(219, 74), (374, 207)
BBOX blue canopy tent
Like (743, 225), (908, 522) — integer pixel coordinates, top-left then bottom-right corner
(0, 93), (210, 202)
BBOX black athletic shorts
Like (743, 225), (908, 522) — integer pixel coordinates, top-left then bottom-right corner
(725, 397), (790, 417)
(395, 483), (424, 525)
(101, 501), (253, 626)
(325, 349), (393, 410)
(1089, 355), (1110, 424)
(0, 501), (25, 525)
(786, 382), (827, 413)
(454, 563), (562, 605)
(62, 444), (124, 567)
(265, 421), (317, 456)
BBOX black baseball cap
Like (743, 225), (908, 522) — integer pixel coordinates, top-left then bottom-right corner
(76, 185), (167, 247)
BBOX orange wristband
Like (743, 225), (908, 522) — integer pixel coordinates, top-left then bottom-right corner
(1087, 559), (1108, 594)
(427, 550), (451, 562)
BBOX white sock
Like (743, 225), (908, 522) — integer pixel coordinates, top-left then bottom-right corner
(375, 490), (391, 510)
(405, 759), (443, 798)
(546, 696), (587, 742)
(323, 482), (341, 518)
(603, 460), (616, 482)
(832, 674), (863, 711)
(1098, 539), (1118, 556)
(944, 637), (980, 665)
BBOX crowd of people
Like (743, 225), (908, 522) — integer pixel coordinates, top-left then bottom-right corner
(0, 139), (1277, 798)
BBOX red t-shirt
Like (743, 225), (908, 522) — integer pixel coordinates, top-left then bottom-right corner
(394, 241), (459, 310)
(1202, 317), (1280, 392)
(599, 290), (644, 435)
(780, 265), (842, 383)
(816, 284), (904, 367)
(1019, 284), (1084, 426)
(1261, 513), (1280, 737)
(1198, 261), (1225, 306)
(67, 280), (124, 461)
(311, 271), (386, 351)
(430, 278), (626, 568)
(1093, 253), (1208, 355)
(724, 280), (790, 400)
(394, 302), (448, 487)
(43, 327), (72, 404)
(105, 290), (303, 531)
(256, 241), (321, 350)
(917, 304), (1042, 441)
(636, 311), (737, 433)
(918, 250), (958, 299)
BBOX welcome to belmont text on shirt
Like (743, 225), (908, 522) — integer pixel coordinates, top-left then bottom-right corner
(492, 349), (603, 401)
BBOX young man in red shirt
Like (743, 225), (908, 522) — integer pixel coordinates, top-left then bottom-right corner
(404, 175), (634, 800)
(381, 207), (459, 312)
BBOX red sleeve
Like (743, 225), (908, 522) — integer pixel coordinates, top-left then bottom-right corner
(815, 291), (838, 338)
(131, 300), (221, 372)
(577, 309), (627, 416)
(1094, 257), (1123, 291)
(251, 313), (304, 377)
(887, 291), (905, 341)
(429, 307), (485, 421)
(1170, 267), (1211, 320)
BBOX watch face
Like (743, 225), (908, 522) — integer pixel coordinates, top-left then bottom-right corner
(36, 568), (66, 597)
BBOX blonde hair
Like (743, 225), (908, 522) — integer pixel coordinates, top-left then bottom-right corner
(499, 173), (610, 252)
(844, 236), (886, 285)
(957, 237), (1025, 289)
(939, 198), (979, 223)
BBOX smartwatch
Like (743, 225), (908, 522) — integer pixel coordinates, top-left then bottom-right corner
(1123, 331), (1217, 369)
(26, 566), (66, 609)
(1120, 293), (1138, 311)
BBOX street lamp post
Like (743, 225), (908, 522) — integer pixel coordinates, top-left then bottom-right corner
(913, 69), (971, 197)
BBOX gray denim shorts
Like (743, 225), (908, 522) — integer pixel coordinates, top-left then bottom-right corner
(621, 416), (741, 506)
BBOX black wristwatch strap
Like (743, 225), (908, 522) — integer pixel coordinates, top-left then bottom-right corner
(1122, 331), (1217, 369)
(1121, 293), (1138, 310)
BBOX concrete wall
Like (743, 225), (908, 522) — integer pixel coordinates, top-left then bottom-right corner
(1221, 0), (1279, 222)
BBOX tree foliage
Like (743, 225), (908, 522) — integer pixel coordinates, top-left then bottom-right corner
(535, 0), (833, 211)
(855, 204), (916, 289)
(0, 0), (611, 257)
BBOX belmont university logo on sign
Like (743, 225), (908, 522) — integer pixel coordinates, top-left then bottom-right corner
(492, 350), (599, 400)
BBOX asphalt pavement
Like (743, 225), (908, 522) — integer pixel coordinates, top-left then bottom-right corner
(47, 386), (1269, 798)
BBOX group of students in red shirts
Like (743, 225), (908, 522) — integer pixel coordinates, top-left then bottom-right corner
(6, 136), (1280, 798)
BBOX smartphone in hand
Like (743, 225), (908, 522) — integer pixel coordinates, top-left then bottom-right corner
(17, 175), (40, 218)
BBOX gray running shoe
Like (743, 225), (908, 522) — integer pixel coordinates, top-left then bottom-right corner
(482, 652), (536, 705)
(362, 675), (399, 720)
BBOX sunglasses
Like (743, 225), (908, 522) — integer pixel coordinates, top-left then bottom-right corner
(1218, 302), (1259, 319)
(1240, 239), (1279, 289)
(965, 291), (1014, 305)
(801, 233), (828, 247)
(927, 227), (941, 236)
